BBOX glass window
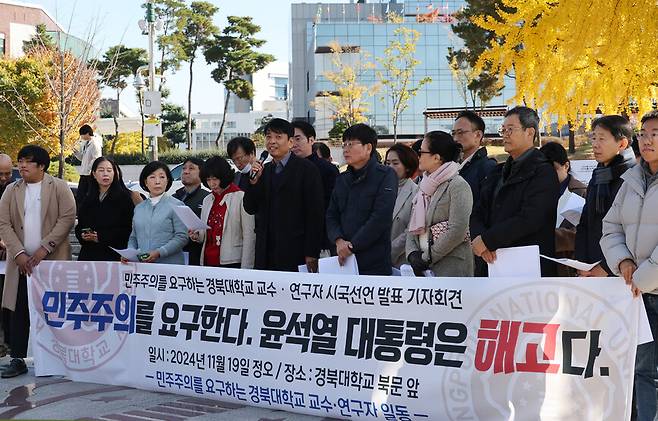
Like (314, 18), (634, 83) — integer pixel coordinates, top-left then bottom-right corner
(0, 33), (5, 56)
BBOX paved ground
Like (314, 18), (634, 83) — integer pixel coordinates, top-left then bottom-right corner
(0, 356), (335, 421)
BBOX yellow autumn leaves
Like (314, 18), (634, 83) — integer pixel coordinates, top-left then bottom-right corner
(474, 0), (658, 126)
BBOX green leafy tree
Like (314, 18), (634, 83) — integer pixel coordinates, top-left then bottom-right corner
(376, 27), (431, 142)
(144, 0), (186, 89)
(161, 102), (188, 147)
(204, 16), (274, 148)
(94, 45), (148, 154)
(0, 57), (52, 159)
(162, 1), (219, 149)
(449, 0), (508, 108)
(22, 24), (55, 52)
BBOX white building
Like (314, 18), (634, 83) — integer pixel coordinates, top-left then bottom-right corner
(191, 110), (287, 150)
(227, 60), (289, 115)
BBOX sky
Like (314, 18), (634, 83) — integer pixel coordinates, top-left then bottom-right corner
(31, 0), (318, 115)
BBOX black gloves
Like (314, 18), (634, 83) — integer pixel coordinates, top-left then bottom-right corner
(407, 251), (429, 276)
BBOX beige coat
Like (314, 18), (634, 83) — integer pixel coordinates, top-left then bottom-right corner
(0, 174), (76, 310)
(391, 178), (418, 268)
(195, 190), (255, 268)
(406, 174), (474, 277)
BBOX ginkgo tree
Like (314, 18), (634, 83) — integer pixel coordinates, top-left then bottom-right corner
(320, 41), (377, 130)
(473, 0), (658, 127)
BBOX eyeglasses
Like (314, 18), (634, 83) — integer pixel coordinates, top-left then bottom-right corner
(639, 132), (658, 143)
(451, 129), (473, 137)
(416, 150), (433, 156)
(498, 126), (525, 136)
(342, 141), (363, 149)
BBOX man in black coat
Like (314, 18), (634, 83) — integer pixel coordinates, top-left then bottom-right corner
(292, 120), (339, 253)
(452, 111), (497, 237)
(326, 124), (398, 276)
(243, 118), (324, 273)
(471, 106), (560, 277)
(173, 157), (209, 265)
(575, 115), (635, 276)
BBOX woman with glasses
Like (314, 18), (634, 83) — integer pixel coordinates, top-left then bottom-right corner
(385, 143), (419, 268)
(406, 131), (473, 277)
(575, 115), (635, 277)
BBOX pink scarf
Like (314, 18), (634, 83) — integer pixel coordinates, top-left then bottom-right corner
(408, 161), (461, 235)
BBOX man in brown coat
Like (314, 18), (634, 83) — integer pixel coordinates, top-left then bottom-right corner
(0, 145), (76, 378)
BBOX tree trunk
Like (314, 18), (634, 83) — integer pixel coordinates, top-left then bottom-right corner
(58, 52), (65, 179)
(215, 90), (231, 149)
(392, 122), (397, 143)
(186, 59), (194, 150)
(568, 121), (576, 154)
(111, 89), (120, 155)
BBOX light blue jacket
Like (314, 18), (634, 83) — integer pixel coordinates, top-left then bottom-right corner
(128, 194), (188, 264)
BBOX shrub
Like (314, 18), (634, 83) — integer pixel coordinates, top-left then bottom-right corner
(47, 161), (80, 182)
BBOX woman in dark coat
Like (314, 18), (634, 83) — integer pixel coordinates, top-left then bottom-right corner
(76, 156), (135, 261)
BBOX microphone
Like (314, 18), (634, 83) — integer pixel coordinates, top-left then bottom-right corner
(250, 150), (269, 180)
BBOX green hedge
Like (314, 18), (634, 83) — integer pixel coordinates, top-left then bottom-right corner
(47, 161), (80, 183)
(66, 150), (227, 166)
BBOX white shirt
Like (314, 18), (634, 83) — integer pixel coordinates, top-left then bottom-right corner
(459, 151), (476, 170)
(74, 134), (102, 175)
(23, 181), (43, 255)
(149, 194), (163, 206)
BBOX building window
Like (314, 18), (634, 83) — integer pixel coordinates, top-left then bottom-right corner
(226, 121), (236, 129)
(273, 77), (288, 101)
(0, 33), (5, 57)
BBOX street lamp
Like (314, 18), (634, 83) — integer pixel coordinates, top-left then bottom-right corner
(139, 0), (162, 161)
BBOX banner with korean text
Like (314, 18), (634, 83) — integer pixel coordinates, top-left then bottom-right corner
(28, 261), (648, 420)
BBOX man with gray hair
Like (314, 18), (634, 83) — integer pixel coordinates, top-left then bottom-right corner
(470, 106), (560, 276)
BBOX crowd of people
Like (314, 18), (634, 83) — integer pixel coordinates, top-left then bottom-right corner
(0, 109), (657, 419)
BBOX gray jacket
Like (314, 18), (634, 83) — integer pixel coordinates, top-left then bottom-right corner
(391, 178), (418, 267)
(406, 174), (474, 277)
(128, 194), (188, 264)
(601, 164), (658, 293)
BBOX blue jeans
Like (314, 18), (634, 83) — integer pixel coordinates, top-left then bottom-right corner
(635, 294), (658, 421)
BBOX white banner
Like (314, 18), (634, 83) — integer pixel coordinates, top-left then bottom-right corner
(28, 261), (648, 420)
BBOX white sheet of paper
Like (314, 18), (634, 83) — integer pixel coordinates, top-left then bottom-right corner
(570, 159), (598, 184)
(0, 260), (5, 275)
(557, 192), (586, 227)
(391, 267), (401, 276)
(111, 247), (140, 262)
(638, 297), (653, 345)
(488, 245), (541, 278)
(540, 255), (599, 272)
(298, 264), (309, 273)
(399, 264), (415, 277)
(318, 255), (359, 275)
(173, 206), (209, 231)
(561, 208), (583, 226)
